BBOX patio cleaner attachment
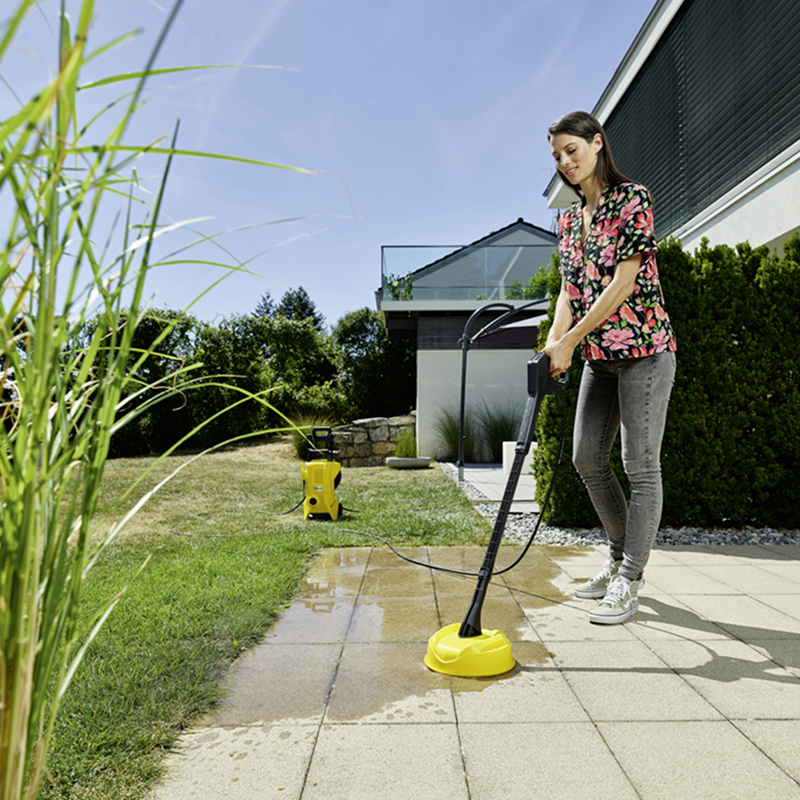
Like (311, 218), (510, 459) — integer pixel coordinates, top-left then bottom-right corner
(301, 426), (343, 520)
(424, 351), (568, 677)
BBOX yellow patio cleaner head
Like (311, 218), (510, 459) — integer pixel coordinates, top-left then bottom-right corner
(301, 427), (342, 521)
(424, 623), (515, 677)
(425, 351), (568, 677)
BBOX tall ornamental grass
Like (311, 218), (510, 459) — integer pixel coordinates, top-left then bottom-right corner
(0, 2), (307, 798)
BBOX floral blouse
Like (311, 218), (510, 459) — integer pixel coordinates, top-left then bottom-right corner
(557, 182), (677, 361)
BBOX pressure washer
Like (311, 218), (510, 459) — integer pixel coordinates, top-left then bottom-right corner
(424, 350), (568, 676)
(301, 426), (343, 520)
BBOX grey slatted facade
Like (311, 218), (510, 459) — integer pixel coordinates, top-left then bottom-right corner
(603, 0), (800, 239)
(416, 314), (539, 350)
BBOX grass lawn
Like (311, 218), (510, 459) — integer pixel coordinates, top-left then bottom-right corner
(39, 437), (491, 800)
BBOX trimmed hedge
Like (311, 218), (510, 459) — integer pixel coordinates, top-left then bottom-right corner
(534, 234), (800, 529)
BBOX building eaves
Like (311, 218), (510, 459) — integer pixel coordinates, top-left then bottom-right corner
(592, 0), (686, 122)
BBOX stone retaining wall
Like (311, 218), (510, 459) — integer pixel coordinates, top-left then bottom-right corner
(332, 413), (415, 467)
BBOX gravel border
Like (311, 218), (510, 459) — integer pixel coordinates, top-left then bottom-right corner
(438, 462), (800, 547)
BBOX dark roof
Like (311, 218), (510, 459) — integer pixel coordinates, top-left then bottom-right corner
(460, 217), (557, 247)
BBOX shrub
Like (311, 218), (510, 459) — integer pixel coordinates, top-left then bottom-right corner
(289, 380), (350, 422)
(330, 308), (416, 419)
(475, 400), (524, 462)
(75, 308), (202, 457)
(433, 406), (482, 462)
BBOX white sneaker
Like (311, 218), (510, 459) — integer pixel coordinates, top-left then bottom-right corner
(589, 574), (641, 625)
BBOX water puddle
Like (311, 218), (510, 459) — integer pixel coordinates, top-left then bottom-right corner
(201, 546), (595, 726)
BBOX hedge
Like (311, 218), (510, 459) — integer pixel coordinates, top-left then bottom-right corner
(534, 234), (800, 529)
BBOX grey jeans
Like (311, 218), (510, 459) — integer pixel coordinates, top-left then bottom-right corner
(572, 351), (676, 582)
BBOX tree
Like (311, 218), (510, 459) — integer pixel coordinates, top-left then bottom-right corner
(186, 314), (274, 444)
(262, 314), (335, 392)
(75, 308), (200, 457)
(275, 286), (325, 331)
(331, 308), (416, 418)
(252, 290), (276, 318)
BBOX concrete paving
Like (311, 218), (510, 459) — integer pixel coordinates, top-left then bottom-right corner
(147, 470), (800, 800)
(457, 462), (539, 514)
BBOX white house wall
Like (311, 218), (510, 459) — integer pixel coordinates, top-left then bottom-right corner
(416, 349), (534, 458)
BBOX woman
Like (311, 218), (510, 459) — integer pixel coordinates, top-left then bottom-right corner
(543, 111), (676, 624)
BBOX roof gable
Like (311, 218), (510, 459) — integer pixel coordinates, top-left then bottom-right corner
(409, 218), (556, 282)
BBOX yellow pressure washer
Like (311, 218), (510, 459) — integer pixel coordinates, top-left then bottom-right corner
(301, 426), (343, 520)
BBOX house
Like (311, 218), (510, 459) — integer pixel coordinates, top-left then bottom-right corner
(378, 218), (556, 458)
(545, 0), (800, 254)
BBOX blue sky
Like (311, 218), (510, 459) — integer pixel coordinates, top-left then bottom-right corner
(2, 0), (654, 328)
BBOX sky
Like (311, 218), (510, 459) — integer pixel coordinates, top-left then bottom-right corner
(2, 0), (655, 329)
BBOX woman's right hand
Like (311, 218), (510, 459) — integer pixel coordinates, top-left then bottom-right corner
(543, 336), (575, 377)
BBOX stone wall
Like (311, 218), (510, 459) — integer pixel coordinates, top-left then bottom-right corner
(332, 413), (415, 467)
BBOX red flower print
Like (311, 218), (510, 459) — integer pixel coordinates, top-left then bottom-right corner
(652, 329), (669, 347)
(633, 211), (651, 231)
(620, 305), (639, 326)
(601, 328), (635, 351)
(619, 196), (642, 221)
(597, 218), (619, 239)
(598, 243), (616, 267)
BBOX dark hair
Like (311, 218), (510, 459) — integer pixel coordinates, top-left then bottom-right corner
(548, 111), (639, 198)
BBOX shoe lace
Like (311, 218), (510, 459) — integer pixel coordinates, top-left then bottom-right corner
(600, 575), (630, 606)
(595, 560), (616, 582)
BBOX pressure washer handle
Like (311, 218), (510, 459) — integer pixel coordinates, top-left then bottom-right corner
(306, 426), (336, 461)
(528, 352), (569, 394)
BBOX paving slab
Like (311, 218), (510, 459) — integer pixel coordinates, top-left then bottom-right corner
(458, 462), (540, 514)
(645, 637), (800, 719)
(599, 720), (800, 800)
(550, 639), (723, 721)
(734, 720), (800, 783)
(303, 724), (468, 800)
(146, 724), (318, 800)
(459, 722), (640, 800)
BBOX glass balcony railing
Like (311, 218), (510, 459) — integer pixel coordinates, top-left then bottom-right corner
(380, 244), (556, 302)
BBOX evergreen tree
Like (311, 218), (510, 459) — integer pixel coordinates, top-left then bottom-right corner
(275, 286), (325, 331)
(253, 290), (276, 318)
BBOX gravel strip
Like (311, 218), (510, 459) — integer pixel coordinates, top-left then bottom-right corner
(439, 462), (800, 547)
